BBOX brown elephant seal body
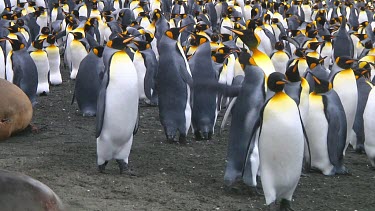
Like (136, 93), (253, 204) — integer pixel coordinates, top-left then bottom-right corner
(0, 169), (65, 211)
(0, 78), (33, 140)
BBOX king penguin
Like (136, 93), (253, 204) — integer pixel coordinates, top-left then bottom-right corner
(156, 26), (193, 143)
(257, 72), (305, 210)
(305, 70), (348, 175)
(3, 37), (38, 105)
(30, 39), (50, 95)
(69, 31), (89, 79)
(330, 56), (358, 154)
(353, 64), (373, 153)
(189, 34), (218, 140)
(96, 36), (139, 174)
(45, 35), (62, 86)
(73, 46), (105, 117)
(364, 78), (375, 168)
(223, 52), (265, 189)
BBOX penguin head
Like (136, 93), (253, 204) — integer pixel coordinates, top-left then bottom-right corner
(106, 36), (135, 50)
(321, 35), (333, 42)
(32, 39), (45, 49)
(238, 51), (257, 69)
(92, 46), (104, 57)
(190, 33), (208, 46)
(72, 32), (84, 40)
(267, 72), (289, 93)
(16, 19), (25, 27)
(133, 40), (151, 51)
(290, 30), (302, 37)
(305, 29), (318, 38)
(294, 48), (306, 58)
(41, 27), (50, 35)
(306, 56), (324, 69)
(285, 61), (301, 82)
(355, 61), (372, 80)
(46, 35), (56, 44)
(17, 2), (26, 8)
(307, 41), (323, 51)
(308, 71), (331, 93)
(152, 9), (162, 21)
(335, 56), (357, 69)
(224, 27), (260, 49)
(364, 40), (373, 49)
(53, 3), (59, 8)
(211, 53), (229, 64)
(1, 38), (25, 51)
(220, 33), (233, 42)
(354, 33), (368, 41)
(165, 25), (189, 40)
(275, 41), (284, 51)
(7, 24), (20, 33)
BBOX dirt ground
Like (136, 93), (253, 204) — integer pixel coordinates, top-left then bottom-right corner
(1, 68), (375, 211)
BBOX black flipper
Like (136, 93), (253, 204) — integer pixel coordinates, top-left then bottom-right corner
(95, 67), (110, 138)
(323, 91), (347, 169)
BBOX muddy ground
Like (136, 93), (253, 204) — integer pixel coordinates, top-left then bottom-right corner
(1, 68), (375, 211)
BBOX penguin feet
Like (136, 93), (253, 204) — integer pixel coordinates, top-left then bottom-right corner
(279, 199), (294, 211)
(179, 135), (188, 145)
(39, 91), (48, 96)
(98, 161), (108, 173)
(268, 202), (278, 211)
(166, 135), (176, 144)
(82, 111), (96, 117)
(335, 166), (350, 175)
(354, 144), (365, 154)
(116, 159), (137, 176)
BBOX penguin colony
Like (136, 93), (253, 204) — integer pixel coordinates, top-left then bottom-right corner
(1, 0), (375, 209)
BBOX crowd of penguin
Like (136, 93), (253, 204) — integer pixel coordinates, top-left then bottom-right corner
(1, 0), (375, 209)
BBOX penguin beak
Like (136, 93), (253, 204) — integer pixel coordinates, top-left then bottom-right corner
(123, 36), (135, 43)
(312, 76), (321, 85)
(224, 26), (244, 36)
(345, 59), (357, 64)
(276, 79), (290, 85)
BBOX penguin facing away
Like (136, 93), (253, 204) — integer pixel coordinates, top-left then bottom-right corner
(96, 36), (139, 174)
(73, 46), (105, 117)
(156, 26), (193, 144)
(223, 52), (265, 189)
(257, 72), (305, 210)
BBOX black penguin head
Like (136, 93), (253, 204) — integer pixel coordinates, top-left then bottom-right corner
(305, 29), (318, 38)
(267, 72), (289, 93)
(72, 32), (84, 40)
(190, 33), (208, 46)
(211, 53), (229, 64)
(1, 38), (25, 51)
(210, 32), (220, 42)
(307, 41), (323, 51)
(106, 36), (135, 50)
(29, 1), (36, 7)
(308, 71), (331, 94)
(165, 25), (189, 40)
(152, 9), (162, 21)
(41, 27), (50, 35)
(224, 26), (260, 49)
(32, 39), (44, 49)
(92, 46), (104, 57)
(220, 33), (233, 42)
(17, 2), (26, 7)
(238, 51), (257, 69)
(16, 19), (25, 27)
(7, 24), (20, 33)
(275, 41), (284, 50)
(53, 2), (59, 8)
(321, 35), (333, 42)
(133, 40), (151, 51)
(306, 56), (324, 69)
(355, 61), (372, 80)
(294, 48), (306, 58)
(354, 33), (368, 41)
(335, 56), (357, 69)
(46, 35), (56, 44)
(290, 30), (301, 37)
(285, 61), (301, 82)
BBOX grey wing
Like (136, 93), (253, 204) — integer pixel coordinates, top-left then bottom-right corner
(95, 68), (110, 138)
(142, 51), (158, 100)
(323, 92), (347, 168)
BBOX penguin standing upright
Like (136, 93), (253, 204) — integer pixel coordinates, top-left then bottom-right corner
(330, 56), (358, 153)
(353, 64), (373, 153)
(364, 80), (375, 168)
(271, 41), (290, 74)
(156, 26), (193, 143)
(223, 52), (265, 189)
(257, 72), (305, 210)
(96, 36), (139, 174)
(189, 34), (218, 140)
(69, 32), (89, 79)
(45, 35), (62, 85)
(2, 38), (38, 105)
(74, 46), (105, 116)
(305, 70), (348, 175)
(30, 39), (50, 95)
